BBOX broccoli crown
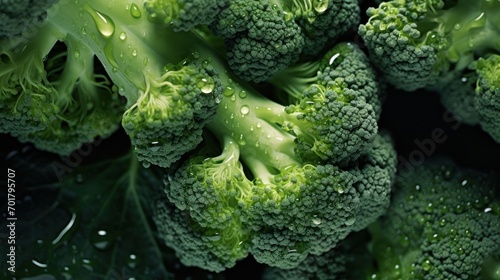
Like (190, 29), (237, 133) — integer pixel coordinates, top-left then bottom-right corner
(121, 57), (222, 168)
(432, 54), (500, 142)
(0, 28), (124, 155)
(144, 0), (228, 31)
(261, 231), (374, 280)
(0, 0), (226, 167)
(370, 158), (500, 279)
(0, 0), (58, 39)
(154, 46), (397, 270)
(359, 0), (500, 91)
(270, 43), (380, 163)
(209, 0), (305, 83)
(435, 72), (481, 126)
(474, 55), (500, 142)
(295, 0), (361, 57)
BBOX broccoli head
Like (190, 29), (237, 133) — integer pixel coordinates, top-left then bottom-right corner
(210, 0), (362, 83)
(359, 0), (500, 91)
(0, 0), (227, 167)
(0, 0), (58, 39)
(370, 158), (500, 279)
(153, 43), (396, 271)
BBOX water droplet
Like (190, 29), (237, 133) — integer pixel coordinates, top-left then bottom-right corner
(240, 105), (249, 115)
(142, 161), (151, 168)
(74, 48), (80, 59)
(197, 77), (215, 94)
(344, 217), (356, 226)
(224, 86), (235, 97)
(313, 0), (329, 13)
(119, 32), (127, 40)
(328, 53), (340, 65)
(207, 232), (221, 241)
(238, 134), (246, 146)
(255, 141), (260, 147)
(131, 49), (138, 57)
(32, 259), (48, 268)
(91, 229), (115, 250)
(81, 27), (87, 35)
(256, 123), (262, 128)
(239, 90), (247, 99)
(128, 254), (137, 268)
(461, 180), (468, 186)
(484, 207), (492, 213)
(454, 23), (461, 30)
(130, 3), (142, 18)
(86, 6), (115, 38)
(149, 141), (161, 152)
(312, 216), (321, 225)
(104, 42), (119, 70)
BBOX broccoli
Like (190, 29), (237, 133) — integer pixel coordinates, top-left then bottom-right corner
(153, 43), (396, 272)
(261, 231), (374, 280)
(359, 0), (500, 91)
(144, 0), (228, 31)
(0, 0), (58, 39)
(209, 0), (361, 83)
(369, 158), (500, 279)
(433, 54), (500, 142)
(268, 42), (383, 119)
(0, 0), (227, 167)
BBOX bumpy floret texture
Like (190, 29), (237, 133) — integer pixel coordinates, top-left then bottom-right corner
(0, 0), (58, 39)
(121, 60), (222, 168)
(371, 159), (500, 279)
(210, 0), (304, 82)
(359, 0), (500, 91)
(474, 55), (500, 142)
(298, 0), (360, 57)
(144, 0), (228, 31)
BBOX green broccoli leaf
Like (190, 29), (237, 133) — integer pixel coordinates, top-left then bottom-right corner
(0, 146), (222, 279)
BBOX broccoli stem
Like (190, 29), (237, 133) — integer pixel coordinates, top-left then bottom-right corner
(267, 61), (320, 101)
(207, 84), (300, 175)
(43, 0), (224, 106)
(426, 0), (500, 70)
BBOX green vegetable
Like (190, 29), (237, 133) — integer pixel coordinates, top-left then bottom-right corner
(153, 42), (396, 272)
(359, 0), (500, 91)
(370, 158), (500, 279)
(0, 147), (223, 279)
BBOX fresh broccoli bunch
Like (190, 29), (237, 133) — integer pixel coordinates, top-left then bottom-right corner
(0, 0), (231, 167)
(359, 0), (500, 91)
(369, 158), (500, 280)
(153, 42), (397, 272)
(209, 0), (360, 82)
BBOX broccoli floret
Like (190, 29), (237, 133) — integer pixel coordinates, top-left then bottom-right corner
(0, 0), (226, 167)
(153, 43), (396, 271)
(359, 0), (500, 91)
(290, 0), (361, 57)
(262, 231), (374, 280)
(433, 54), (500, 142)
(209, 0), (361, 83)
(209, 0), (304, 83)
(144, 0), (228, 31)
(474, 55), (500, 142)
(0, 28), (124, 155)
(370, 158), (500, 279)
(269, 42), (383, 119)
(0, 0), (58, 39)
